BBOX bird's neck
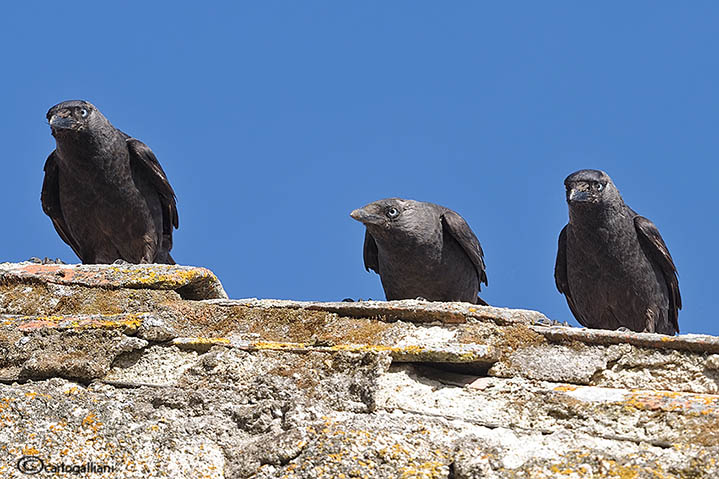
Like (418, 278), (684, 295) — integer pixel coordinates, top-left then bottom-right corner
(54, 132), (126, 168)
(53, 133), (132, 190)
(570, 200), (624, 225)
(373, 227), (443, 263)
(568, 202), (635, 251)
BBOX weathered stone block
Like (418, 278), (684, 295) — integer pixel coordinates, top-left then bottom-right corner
(0, 262), (716, 478)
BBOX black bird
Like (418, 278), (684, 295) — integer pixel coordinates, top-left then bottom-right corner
(350, 198), (488, 304)
(554, 169), (680, 334)
(42, 100), (178, 264)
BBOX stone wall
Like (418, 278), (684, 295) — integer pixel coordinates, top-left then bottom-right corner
(0, 262), (716, 478)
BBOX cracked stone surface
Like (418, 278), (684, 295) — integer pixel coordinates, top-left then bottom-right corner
(0, 262), (717, 478)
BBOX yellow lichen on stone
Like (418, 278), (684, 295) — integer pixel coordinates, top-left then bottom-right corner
(398, 459), (448, 479)
(254, 340), (306, 350)
(22, 446), (40, 455)
(177, 337), (231, 346)
(9, 312), (144, 332)
(624, 389), (719, 415)
(498, 324), (546, 356)
(109, 266), (215, 289)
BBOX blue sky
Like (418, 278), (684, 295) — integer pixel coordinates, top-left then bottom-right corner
(2, 2), (717, 334)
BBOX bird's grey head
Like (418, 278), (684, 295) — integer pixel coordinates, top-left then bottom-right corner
(350, 198), (438, 241)
(564, 169), (621, 208)
(46, 100), (107, 139)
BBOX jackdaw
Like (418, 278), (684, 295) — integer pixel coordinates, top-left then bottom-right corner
(554, 169), (680, 334)
(42, 100), (178, 264)
(350, 198), (488, 304)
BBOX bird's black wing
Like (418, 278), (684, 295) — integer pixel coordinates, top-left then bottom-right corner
(362, 230), (379, 273)
(634, 215), (681, 333)
(441, 210), (488, 287)
(554, 225), (587, 327)
(554, 225), (570, 295)
(41, 152), (83, 260)
(125, 137), (179, 236)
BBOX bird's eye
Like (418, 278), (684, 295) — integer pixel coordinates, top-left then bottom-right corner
(596, 183), (604, 191)
(386, 207), (400, 219)
(80, 109), (88, 118)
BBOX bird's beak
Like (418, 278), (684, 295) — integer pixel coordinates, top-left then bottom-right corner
(568, 189), (590, 203)
(350, 207), (382, 225)
(49, 114), (76, 130)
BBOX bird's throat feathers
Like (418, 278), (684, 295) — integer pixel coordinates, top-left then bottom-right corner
(369, 219), (443, 259)
(568, 200), (634, 244)
(54, 128), (127, 169)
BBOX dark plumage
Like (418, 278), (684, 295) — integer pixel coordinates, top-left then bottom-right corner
(554, 169), (680, 334)
(350, 198), (488, 304)
(42, 100), (178, 264)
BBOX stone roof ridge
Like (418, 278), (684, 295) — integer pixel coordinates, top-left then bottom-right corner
(0, 262), (716, 477)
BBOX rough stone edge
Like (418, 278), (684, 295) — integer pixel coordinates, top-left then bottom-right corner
(171, 337), (499, 364)
(536, 325), (719, 354)
(0, 262), (228, 300)
(1, 312), (146, 333)
(205, 298), (719, 356)
(206, 298), (550, 325)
